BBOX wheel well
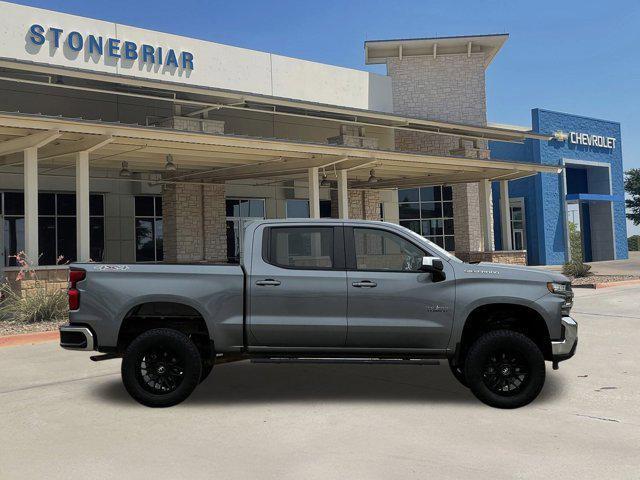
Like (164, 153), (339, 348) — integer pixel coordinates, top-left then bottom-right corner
(117, 302), (213, 360)
(456, 304), (552, 363)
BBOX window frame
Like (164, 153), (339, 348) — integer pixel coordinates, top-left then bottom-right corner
(398, 186), (455, 251)
(262, 225), (345, 271)
(344, 225), (432, 273)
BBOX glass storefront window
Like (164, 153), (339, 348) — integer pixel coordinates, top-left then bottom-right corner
(135, 196), (163, 262)
(398, 186), (455, 251)
(2, 192), (105, 266)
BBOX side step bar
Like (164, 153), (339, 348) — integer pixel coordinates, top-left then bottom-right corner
(251, 357), (440, 366)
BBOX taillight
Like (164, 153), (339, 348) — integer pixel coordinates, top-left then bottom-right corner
(68, 268), (86, 311)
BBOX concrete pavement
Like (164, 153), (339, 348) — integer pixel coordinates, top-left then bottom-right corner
(1, 285), (639, 479)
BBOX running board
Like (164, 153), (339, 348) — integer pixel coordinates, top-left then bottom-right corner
(251, 357), (440, 366)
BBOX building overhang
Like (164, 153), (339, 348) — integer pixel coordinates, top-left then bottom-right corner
(0, 58), (550, 144)
(365, 34), (509, 68)
(0, 111), (561, 188)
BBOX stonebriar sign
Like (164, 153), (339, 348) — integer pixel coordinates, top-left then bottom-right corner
(28, 24), (195, 70)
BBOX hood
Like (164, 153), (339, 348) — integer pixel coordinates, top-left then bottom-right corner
(468, 262), (570, 283)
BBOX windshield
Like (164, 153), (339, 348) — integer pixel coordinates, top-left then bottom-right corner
(398, 224), (464, 263)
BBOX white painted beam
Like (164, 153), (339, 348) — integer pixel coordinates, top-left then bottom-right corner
(39, 135), (113, 160)
(467, 41), (472, 58)
(23, 147), (39, 265)
(308, 167), (320, 219)
(433, 43), (437, 59)
(500, 180), (513, 251)
(76, 151), (91, 262)
(479, 179), (494, 252)
(337, 169), (349, 219)
(0, 130), (61, 156)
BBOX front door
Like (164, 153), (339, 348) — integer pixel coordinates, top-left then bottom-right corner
(345, 226), (456, 350)
(248, 224), (348, 348)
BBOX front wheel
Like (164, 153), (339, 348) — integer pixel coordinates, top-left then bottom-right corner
(121, 328), (202, 408)
(465, 330), (545, 409)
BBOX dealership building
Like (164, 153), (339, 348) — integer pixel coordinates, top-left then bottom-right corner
(0, 1), (628, 288)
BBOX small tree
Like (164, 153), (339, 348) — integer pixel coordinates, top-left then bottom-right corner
(629, 235), (640, 252)
(568, 221), (583, 261)
(625, 169), (640, 226)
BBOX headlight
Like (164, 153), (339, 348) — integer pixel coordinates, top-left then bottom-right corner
(547, 282), (570, 294)
(547, 282), (574, 314)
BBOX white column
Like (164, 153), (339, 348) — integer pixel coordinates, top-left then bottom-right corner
(500, 180), (513, 251)
(308, 167), (320, 219)
(478, 179), (494, 252)
(76, 151), (91, 262)
(23, 147), (39, 265)
(337, 169), (349, 219)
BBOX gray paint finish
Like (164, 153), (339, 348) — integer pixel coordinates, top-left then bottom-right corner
(69, 219), (572, 357)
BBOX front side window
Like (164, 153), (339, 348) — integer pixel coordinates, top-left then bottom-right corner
(270, 227), (334, 269)
(354, 227), (424, 272)
(135, 196), (163, 262)
(226, 198), (266, 263)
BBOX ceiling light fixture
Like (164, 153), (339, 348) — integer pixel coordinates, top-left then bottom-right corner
(119, 161), (132, 177)
(320, 172), (330, 187)
(165, 154), (177, 171)
(367, 169), (378, 184)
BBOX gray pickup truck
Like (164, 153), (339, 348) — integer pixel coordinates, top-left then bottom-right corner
(60, 219), (577, 409)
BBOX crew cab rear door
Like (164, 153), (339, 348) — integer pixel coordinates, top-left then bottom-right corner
(344, 225), (456, 350)
(247, 224), (347, 348)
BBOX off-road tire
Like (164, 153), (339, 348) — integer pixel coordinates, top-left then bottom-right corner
(121, 328), (202, 408)
(465, 329), (545, 409)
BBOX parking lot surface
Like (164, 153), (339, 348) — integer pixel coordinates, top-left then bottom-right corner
(1, 285), (639, 479)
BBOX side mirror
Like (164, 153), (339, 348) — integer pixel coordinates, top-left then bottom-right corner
(420, 256), (446, 282)
(421, 256), (444, 273)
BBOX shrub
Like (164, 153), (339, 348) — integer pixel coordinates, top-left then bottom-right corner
(0, 251), (68, 324)
(0, 283), (67, 323)
(562, 260), (592, 278)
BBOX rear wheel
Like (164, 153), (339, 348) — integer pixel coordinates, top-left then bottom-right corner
(121, 328), (202, 407)
(465, 330), (545, 409)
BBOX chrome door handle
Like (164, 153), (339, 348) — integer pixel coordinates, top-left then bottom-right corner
(352, 280), (377, 288)
(256, 279), (281, 286)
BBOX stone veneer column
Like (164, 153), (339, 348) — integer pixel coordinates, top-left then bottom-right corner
(163, 183), (227, 262)
(203, 184), (227, 262)
(163, 183), (204, 262)
(387, 53), (491, 253)
(343, 190), (380, 220)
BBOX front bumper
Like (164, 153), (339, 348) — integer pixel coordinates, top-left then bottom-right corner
(60, 325), (95, 351)
(551, 316), (578, 361)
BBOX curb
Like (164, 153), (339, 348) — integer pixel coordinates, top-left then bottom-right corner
(0, 330), (59, 348)
(572, 279), (640, 289)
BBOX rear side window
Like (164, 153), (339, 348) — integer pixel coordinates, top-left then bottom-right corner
(270, 227), (334, 269)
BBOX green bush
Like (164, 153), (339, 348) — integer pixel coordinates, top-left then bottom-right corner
(562, 260), (592, 278)
(629, 235), (640, 252)
(0, 283), (68, 323)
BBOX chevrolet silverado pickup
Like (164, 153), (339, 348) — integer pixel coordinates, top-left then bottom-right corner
(60, 219), (577, 408)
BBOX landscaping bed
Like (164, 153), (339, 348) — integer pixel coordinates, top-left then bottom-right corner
(570, 274), (640, 288)
(0, 318), (67, 337)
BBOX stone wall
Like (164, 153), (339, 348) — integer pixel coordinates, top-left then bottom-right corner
(4, 267), (69, 296)
(455, 250), (527, 265)
(387, 53), (491, 253)
(163, 182), (227, 263)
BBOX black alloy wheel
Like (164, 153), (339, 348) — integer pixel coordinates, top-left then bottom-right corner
(465, 329), (545, 409)
(121, 328), (202, 407)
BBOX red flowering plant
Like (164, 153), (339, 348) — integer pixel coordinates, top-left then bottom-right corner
(0, 251), (68, 324)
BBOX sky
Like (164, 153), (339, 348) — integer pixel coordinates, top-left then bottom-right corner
(9, 0), (640, 234)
